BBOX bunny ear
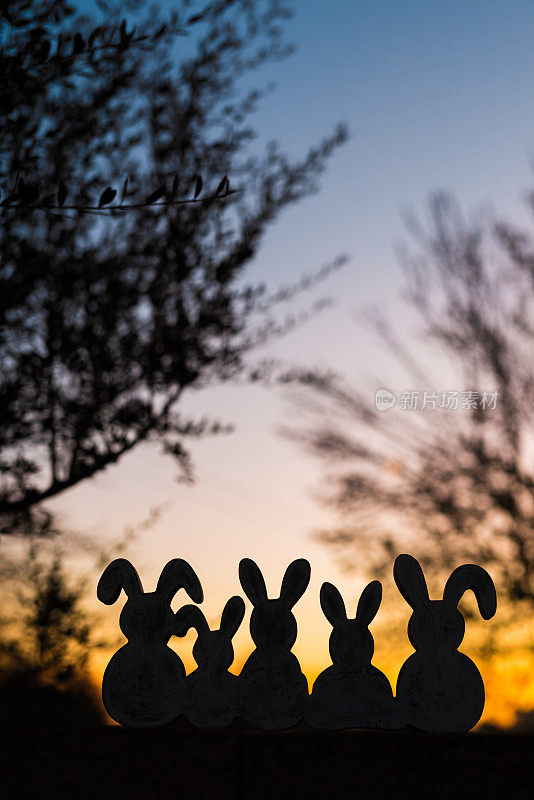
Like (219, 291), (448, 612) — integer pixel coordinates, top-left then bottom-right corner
(220, 596), (246, 638)
(393, 554), (430, 609)
(174, 605), (209, 638)
(97, 558), (143, 604)
(156, 559), (203, 606)
(279, 558), (311, 608)
(356, 580), (382, 626)
(320, 582), (347, 626)
(443, 564), (497, 620)
(239, 559), (268, 605)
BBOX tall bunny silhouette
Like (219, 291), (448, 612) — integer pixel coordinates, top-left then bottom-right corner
(175, 596), (245, 728)
(307, 580), (399, 730)
(239, 558), (311, 730)
(393, 553), (497, 732)
(97, 558), (203, 727)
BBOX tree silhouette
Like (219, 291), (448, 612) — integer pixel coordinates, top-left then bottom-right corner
(0, 544), (105, 726)
(287, 191), (534, 606)
(0, 501), (166, 725)
(1, 554), (92, 684)
(0, 0), (347, 534)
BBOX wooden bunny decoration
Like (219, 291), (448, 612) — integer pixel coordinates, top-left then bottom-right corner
(307, 580), (399, 730)
(175, 596), (245, 728)
(97, 558), (203, 727)
(393, 553), (497, 732)
(238, 558), (311, 730)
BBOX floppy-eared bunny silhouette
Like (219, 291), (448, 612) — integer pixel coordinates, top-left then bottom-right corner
(393, 553), (497, 732)
(239, 558), (311, 730)
(307, 580), (399, 730)
(174, 596), (245, 728)
(97, 558), (203, 727)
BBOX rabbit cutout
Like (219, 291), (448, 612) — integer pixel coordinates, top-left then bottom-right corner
(175, 596), (245, 728)
(239, 558), (311, 730)
(393, 553), (497, 732)
(97, 558), (203, 727)
(307, 581), (399, 730)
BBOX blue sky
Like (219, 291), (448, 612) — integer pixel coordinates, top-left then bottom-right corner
(248, 0), (534, 274)
(54, 0), (534, 683)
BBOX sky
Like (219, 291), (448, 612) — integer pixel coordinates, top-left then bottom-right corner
(46, 0), (534, 723)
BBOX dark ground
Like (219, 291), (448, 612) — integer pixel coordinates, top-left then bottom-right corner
(2, 721), (532, 800)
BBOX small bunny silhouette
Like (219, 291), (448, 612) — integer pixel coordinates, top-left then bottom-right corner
(97, 558), (203, 727)
(239, 558), (311, 730)
(307, 580), (399, 730)
(393, 553), (497, 732)
(174, 596), (245, 728)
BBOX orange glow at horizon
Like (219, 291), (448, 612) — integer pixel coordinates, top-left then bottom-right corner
(89, 600), (534, 730)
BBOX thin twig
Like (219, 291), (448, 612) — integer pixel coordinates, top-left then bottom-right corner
(0, 189), (240, 216)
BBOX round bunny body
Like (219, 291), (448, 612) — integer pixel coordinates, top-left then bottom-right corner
(238, 558), (311, 730)
(97, 558), (204, 728)
(186, 669), (242, 728)
(307, 664), (398, 730)
(102, 643), (187, 727)
(308, 579), (400, 730)
(396, 650), (484, 732)
(393, 554), (497, 733)
(175, 595), (246, 728)
(240, 650), (309, 730)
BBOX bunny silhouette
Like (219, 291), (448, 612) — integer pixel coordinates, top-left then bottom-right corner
(174, 596), (245, 728)
(97, 557), (203, 727)
(238, 558), (311, 730)
(307, 580), (399, 730)
(393, 553), (497, 732)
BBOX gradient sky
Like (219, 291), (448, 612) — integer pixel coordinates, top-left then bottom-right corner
(47, 0), (534, 722)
